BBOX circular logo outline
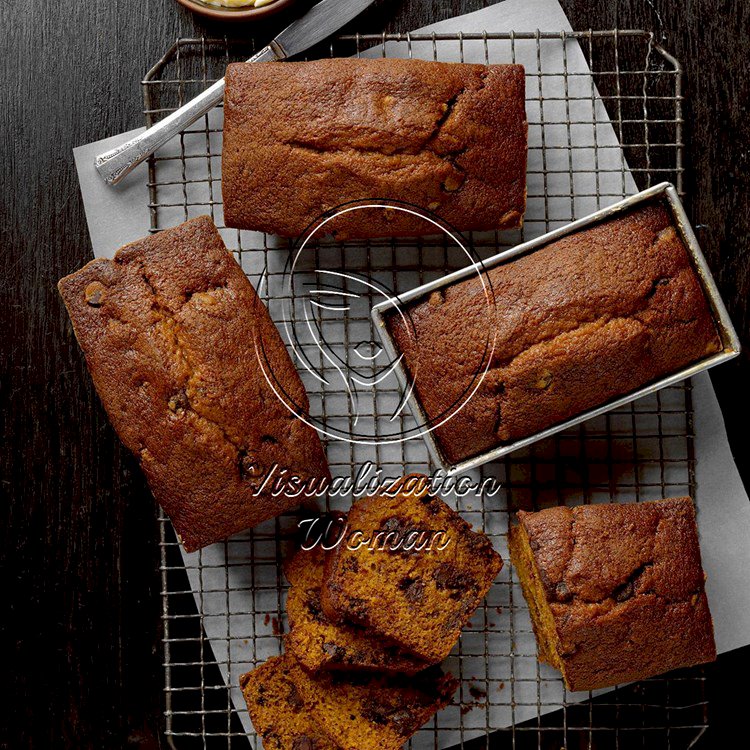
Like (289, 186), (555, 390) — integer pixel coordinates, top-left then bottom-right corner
(253, 199), (497, 446)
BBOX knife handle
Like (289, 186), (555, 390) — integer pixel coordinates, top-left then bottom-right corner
(95, 45), (280, 185)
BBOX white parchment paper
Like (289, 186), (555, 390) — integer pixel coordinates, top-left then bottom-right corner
(73, 0), (750, 745)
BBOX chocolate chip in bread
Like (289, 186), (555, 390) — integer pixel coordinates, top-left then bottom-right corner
(241, 652), (458, 750)
(240, 654), (339, 750)
(320, 475), (503, 663)
(284, 546), (428, 674)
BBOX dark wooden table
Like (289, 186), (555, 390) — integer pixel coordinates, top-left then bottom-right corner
(2, 0), (748, 747)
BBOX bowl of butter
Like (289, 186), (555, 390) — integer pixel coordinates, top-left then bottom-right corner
(176, 0), (296, 21)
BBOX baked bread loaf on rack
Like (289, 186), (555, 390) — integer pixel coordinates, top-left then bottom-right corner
(241, 653), (458, 750)
(58, 216), (329, 552)
(386, 202), (723, 465)
(222, 58), (527, 239)
(285, 546), (428, 674)
(508, 497), (717, 692)
(320, 475), (503, 663)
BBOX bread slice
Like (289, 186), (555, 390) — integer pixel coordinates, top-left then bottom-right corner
(508, 498), (717, 692)
(240, 654), (339, 750)
(285, 546), (428, 674)
(241, 652), (458, 750)
(320, 475), (503, 663)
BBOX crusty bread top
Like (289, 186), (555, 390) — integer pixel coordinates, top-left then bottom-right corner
(387, 202), (722, 464)
(284, 546), (428, 675)
(222, 58), (527, 238)
(512, 498), (716, 691)
(58, 216), (329, 551)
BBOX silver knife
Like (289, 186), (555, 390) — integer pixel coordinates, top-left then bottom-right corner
(95, 0), (376, 185)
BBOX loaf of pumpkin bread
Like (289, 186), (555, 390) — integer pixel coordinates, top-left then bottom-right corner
(508, 498), (716, 692)
(58, 216), (329, 551)
(222, 58), (527, 239)
(386, 202), (722, 465)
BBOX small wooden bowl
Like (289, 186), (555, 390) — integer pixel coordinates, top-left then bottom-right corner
(175, 0), (296, 21)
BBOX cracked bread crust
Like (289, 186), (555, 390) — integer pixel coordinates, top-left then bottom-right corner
(242, 653), (457, 750)
(509, 498), (716, 692)
(320, 475), (503, 663)
(58, 216), (330, 552)
(240, 655), (339, 750)
(386, 202), (722, 465)
(284, 546), (429, 674)
(222, 58), (527, 239)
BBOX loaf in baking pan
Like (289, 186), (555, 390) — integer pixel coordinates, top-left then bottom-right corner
(508, 498), (716, 692)
(320, 475), (503, 663)
(58, 216), (329, 552)
(222, 58), (527, 239)
(386, 201), (723, 465)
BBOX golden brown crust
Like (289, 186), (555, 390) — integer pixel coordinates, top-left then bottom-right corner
(222, 58), (527, 239)
(510, 498), (717, 692)
(284, 547), (429, 674)
(320, 475), (503, 663)
(387, 202), (722, 465)
(58, 216), (330, 551)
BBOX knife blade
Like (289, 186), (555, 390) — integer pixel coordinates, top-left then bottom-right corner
(95, 0), (376, 185)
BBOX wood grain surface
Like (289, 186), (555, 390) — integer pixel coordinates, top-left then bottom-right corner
(2, 0), (747, 747)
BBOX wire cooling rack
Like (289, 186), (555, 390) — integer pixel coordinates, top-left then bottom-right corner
(143, 30), (708, 749)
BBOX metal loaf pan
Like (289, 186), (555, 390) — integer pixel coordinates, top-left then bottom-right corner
(372, 182), (741, 475)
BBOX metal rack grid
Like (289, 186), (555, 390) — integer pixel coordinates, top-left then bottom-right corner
(142, 30), (708, 749)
